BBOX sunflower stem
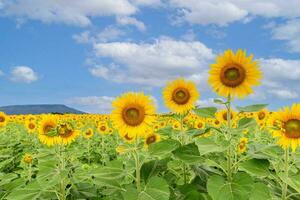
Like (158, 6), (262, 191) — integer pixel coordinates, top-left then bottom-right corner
(87, 139), (91, 164)
(226, 94), (233, 181)
(180, 114), (187, 184)
(134, 138), (141, 194)
(282, 148), (289, 200)
(57, 145), (66, 200)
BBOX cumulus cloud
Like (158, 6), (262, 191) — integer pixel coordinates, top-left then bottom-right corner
(73, 27), (125, 44)
(116, 16), (146, 31)
(271, 19), (300, 52)
(170, 0), (300, 26)
(67, 95), (158, 113)
(253, 58), (300, 100)
(89, 37), (214, 86)
(10, 66), (39, 83)
(0, 0), (137, 26)
(68, 96), (115, 113)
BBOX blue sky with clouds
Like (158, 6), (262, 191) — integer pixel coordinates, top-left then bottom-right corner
(0, 0), (300, 113)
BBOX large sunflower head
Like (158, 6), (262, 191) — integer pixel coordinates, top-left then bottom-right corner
(270, 104), (300, 152)
(111, 92), (156, 138)
(163, 78), (199, 114)
(57, 122), (79, 146)
(208, 49), (262, 98)
(38, 115), (59, 146)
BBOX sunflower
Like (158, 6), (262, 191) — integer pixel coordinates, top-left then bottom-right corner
(163, 78), (199, 114)
(208, 49), (262, 98)
(111, 92), (156, 138)
(144, 133), (161, 148)
(255, 109), (269, 122)
(194, 119), (205, 129)
(216, 109), (237, 124)
(83, 128), (94, 139)
(57, 122), (79, 145)
(270, 104), (300, 152)
(0, 112), (8, 127)
(38, 115), (59, 146)
(23, 153), (33, 164)
(98, 122), (109, 134)
(172, 121), (181, 130)
(25, 120), (37, 134)
(237, 137), (248, 153)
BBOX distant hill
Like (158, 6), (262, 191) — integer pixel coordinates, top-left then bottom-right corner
(0, 104), (85, 115)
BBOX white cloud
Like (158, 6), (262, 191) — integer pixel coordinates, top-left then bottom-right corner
(260, 58), (300, 81)
(196, 98), (224, 109)
(68, 96), (115, 113)
(268, 89), (298, 99)
(0, 69), (4, 76)
(131, 0), (162, 7)
(1, 0), (137, 26)
(10, 66), (39, 83)
(170, 0), (300, 26)
(90, 37), (214, 86)
(116, 16), (146, 31)
(73, 27), (125, 44)
(271, 19), (300, 52)
(67, 94), (158, 113)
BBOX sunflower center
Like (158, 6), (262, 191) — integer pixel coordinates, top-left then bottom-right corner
(122, 106), (145, 126)
(197, 122), (203, 128)
(222, 112), (233, 121)
(86, 130), (92, 136)
(0, 116), (5, 122)
(146, 135), (156, 145)
(43, 124), (55, 135)
(29, 123), (35, 129)
(172, 88), (190, 105)
(220, 64), (246, 87)
(258, 112), (266, 120)
(58, 124), (73, 138)
(100, 125), (106, 131)
(284, 119), (300, 138)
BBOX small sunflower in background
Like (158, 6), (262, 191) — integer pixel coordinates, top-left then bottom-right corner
(144, 133), (161, 148)
(163, 78), (199, 114)
(98, 122), (109, 134)
(111, 92), (156, 139)
(83, 128), (94, 139)
(208, 49), (261, 98)
(23, 153), (33, 164)
(194, 118), (205, 129)
(0, 112), (8, 127)
(270, 103), (300, 152)
(25, 120), (37, 134)
(215, 109), (237, 125)
(38, 115), (59, 146)
(237, 137), (248, 154)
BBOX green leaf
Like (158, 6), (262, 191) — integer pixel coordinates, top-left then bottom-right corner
(194, 107), (217, 118)
(138, 177), (170, 200)
(249, 183), (271, 200)
(148, 139), (180, 158)
(141, 159), (168, 183)
(6, 181), (54, 200)
(237, 118), (257, 129)
(236, 104), (268, 112)
(284, 174), (300, 193)
(196, 138), (228, 155)
(213, 99), (225, 104)
(207, 172), (254, 200)
(239, 159), (270, 178)
(173, 143), (203, 164)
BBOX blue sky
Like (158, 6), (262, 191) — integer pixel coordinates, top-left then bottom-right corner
(0, 0), (300, 113)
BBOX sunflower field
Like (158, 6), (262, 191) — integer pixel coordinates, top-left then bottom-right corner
(1, 49), (300, 200)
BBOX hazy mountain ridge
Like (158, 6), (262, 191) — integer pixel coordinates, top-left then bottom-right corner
(0, 104), (85, 115)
